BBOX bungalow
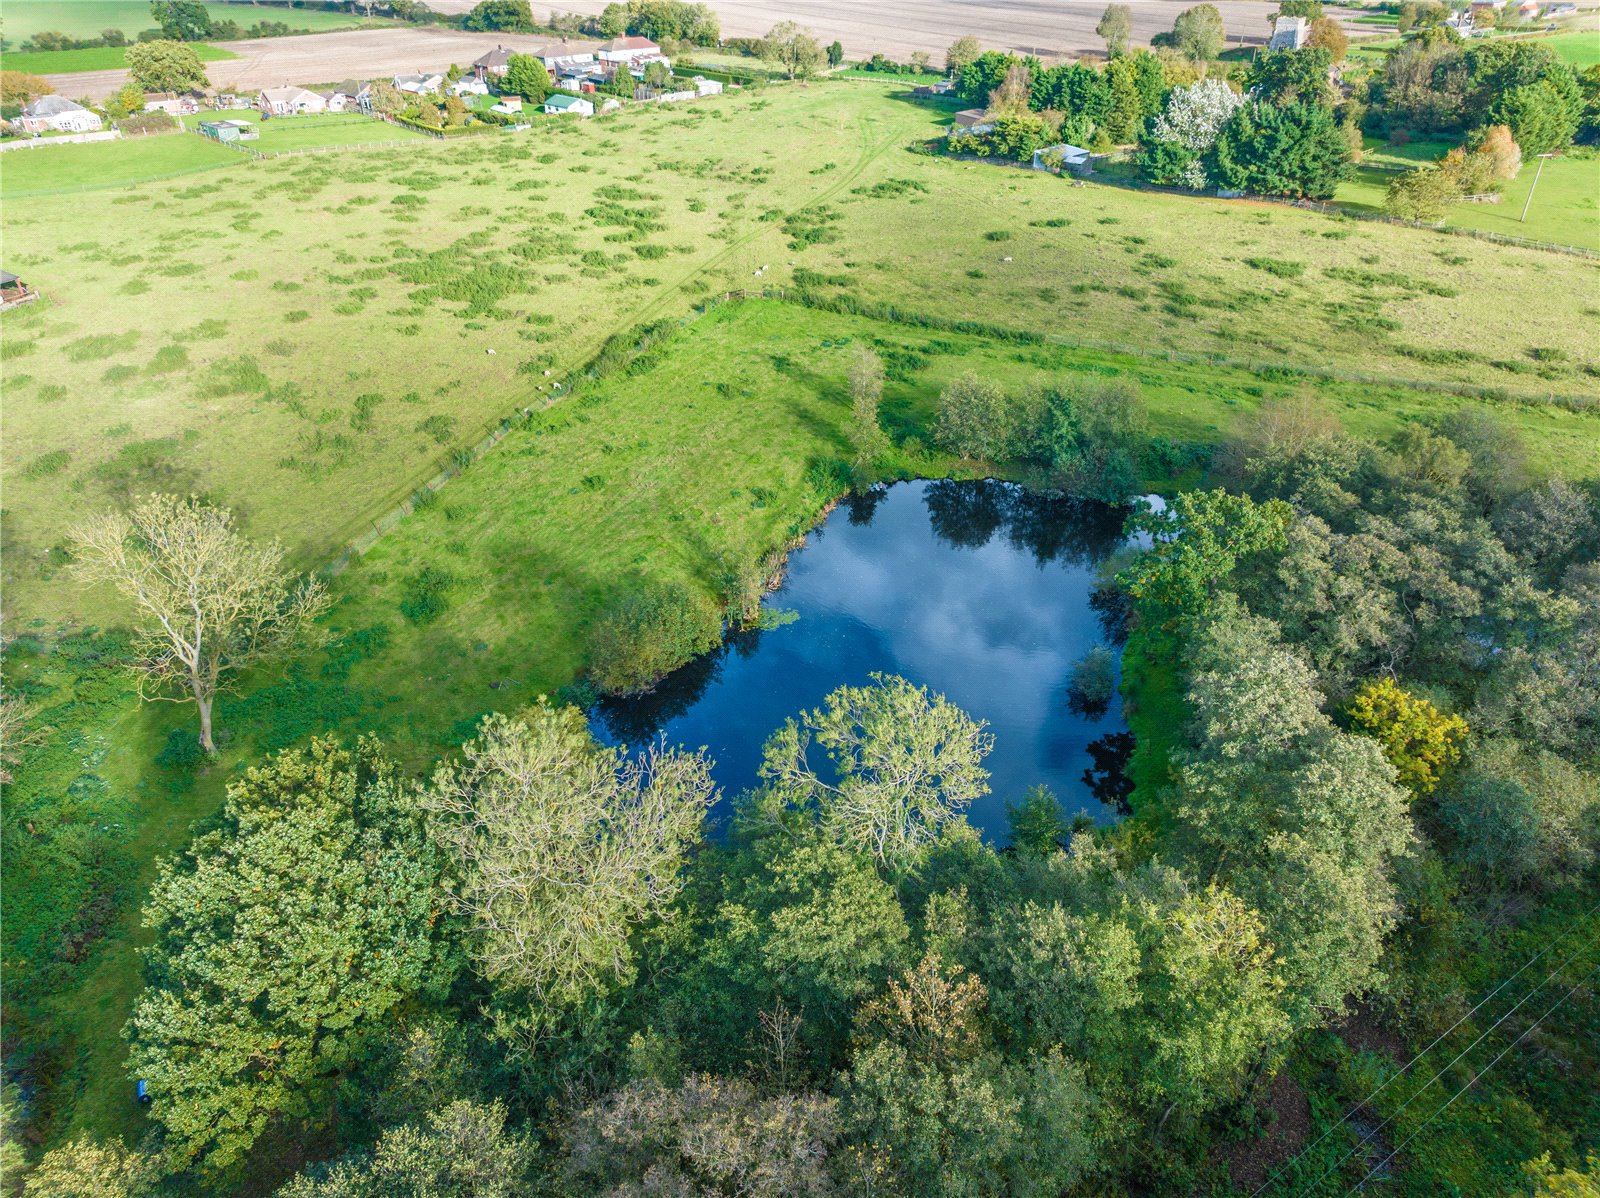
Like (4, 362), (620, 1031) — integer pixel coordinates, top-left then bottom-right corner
(595, 35), (659, 63)
(948, 109), (994, 139)
(1032, 143), (1092, 174)
(17, 96), (103, 134)
(143, 91), (200, 115)
(544, 93), (594, 116)
(257, 86), (326, 115)
(692, 76), (723, 96)
(529, 44), (597, 72)
(393, 72), (444, 95)
(1267, 14), (1310, 49)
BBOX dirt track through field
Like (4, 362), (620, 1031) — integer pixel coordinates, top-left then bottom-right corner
(47, 2), (1365, 100)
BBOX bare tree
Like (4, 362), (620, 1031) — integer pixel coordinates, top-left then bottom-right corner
(426, 704), (715, 1010)
(0, 690), (51, 784)
(70, 494), (328, 755)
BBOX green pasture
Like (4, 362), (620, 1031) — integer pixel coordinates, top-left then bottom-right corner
(0, 131), (242, 194)
(0, 42), (235, 73)
(5, 83), (1598, 630)
(0, 0), (384, 42)
(1335, 148), (1600, 249)
(226, 108), (434, 150)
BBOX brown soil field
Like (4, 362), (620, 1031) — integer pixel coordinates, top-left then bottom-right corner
(48, 2), (1366, 100)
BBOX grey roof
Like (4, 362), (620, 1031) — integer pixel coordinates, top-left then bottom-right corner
(23, 95), (89, 117)
(1, 271), (20, 286)
(474, 45), (513, 68)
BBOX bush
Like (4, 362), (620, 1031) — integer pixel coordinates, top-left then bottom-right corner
(1067, 645), (1118, 715)
(588, 578), (722, 694)
(399, 565), (455, 624)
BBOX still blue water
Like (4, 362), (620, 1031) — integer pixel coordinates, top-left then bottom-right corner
(592, 479), (1137, 841)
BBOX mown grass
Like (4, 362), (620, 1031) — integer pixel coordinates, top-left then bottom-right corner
(220, 109), (434, 150)
(1336, 147), (1600, 249)
(0, 133), (243, 194)
(0, 0), (389, 41)
(0, 42), (237, 73)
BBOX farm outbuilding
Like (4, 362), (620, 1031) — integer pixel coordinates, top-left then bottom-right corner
(1032, 144), (1092, 175)
(199, 119), (259, 142)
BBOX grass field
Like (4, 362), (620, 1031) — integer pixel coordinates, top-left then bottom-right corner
(1336, 146), (1600, 249)
(4, 83), (1597, 629)
(0, 132), (244, 194)
(219, 108), (435, 150)
(0, 0), (385, 42)
(0, 42), (236, 73)
(4, 75), (1600, 1158)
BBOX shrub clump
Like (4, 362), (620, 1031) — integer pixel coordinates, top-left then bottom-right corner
(588, 578), (722, 695)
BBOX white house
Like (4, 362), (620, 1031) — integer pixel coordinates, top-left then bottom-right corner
(544, 93), (594, 116)
(1032, 143), (1092, 174)
(692, 76), (723, 96)
(1268, 15), (1310, 49)
(528, 43), (597, 72)
(595, 35), (659, 63)
(451, 76), (490, 97)
(393, 72), (444, 95)
(257, 86), (327, 115)
(17, 96), (103, 134)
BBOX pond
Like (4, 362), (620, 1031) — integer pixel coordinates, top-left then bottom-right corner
(592, 479), (1139, 841)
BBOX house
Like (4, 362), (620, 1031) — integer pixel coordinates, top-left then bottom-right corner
(489, 96), (523, 115)
(451, 76), (490, 97)
(1032, 143), (1092, 174)
(17, 96), (103, 135)
(473, 45), (515, 79)
(323, 81), (369, 111)
(1268, 15), (1310, 49)
(913, 79), (955, 98)
(692, 76), (723, 96)
(393, 72), (444, 95)
(595, 35), (659, 63)
(143, 91), (199, 115)
(257, 86), (326, 115)
(199, 118), (259, 142)
(544, 93), (594, 116)
(949, 109), (994, 139)
(1516, 0), (1540, 16)
(529, 44), (597, 72)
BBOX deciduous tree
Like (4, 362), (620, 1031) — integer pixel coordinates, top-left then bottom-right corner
(1172, 4), (1226, 64)
(946, 34), (982, 76)
(1097, 4), (1134, 57)
(426, 704), (713, 1012)
(757, 674), (992, 870)
(279, 1100), (535, 1198)
(1345, 677), (1468, 795)
(123, 39), (210, 94)
(71, 494), (328, 754)
(127, 738), (454, 1174)
(761, 21), (824, 80)
(846, 345), (889, 486)
(149, 1), (213, 41)
(462, 0), (536, 31)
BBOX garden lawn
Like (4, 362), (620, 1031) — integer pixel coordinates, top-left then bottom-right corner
(0, 0), (383, 42)
(0, 132), (242, 195)
(0, 43), (236, 74)
(224, 109), (435, 151)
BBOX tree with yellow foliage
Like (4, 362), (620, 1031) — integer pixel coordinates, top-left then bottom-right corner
(1346, 677), (1468, 795)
